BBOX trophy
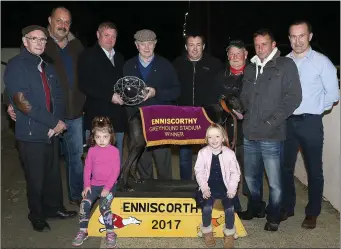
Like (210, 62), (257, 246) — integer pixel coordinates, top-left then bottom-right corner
(114, 76), (148, 106)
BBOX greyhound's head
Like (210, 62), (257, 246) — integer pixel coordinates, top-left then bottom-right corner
(221, 93), (245, 115)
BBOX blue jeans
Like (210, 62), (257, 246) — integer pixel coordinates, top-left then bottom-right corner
(202, 197), (234, 229)
(179, 145), (193, 180)
(244, 138), (282, 223)
(85, 130), (124, 168)
(62, 117), (84, 201)
(282, 115), (324, 216)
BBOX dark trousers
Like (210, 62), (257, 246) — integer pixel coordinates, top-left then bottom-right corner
(18, 137), (64, 222)
(202, 197), (234, 229)
(282, 114), (324, 216)
(138, 146), (172, 180)
(80, 185), (116, 230)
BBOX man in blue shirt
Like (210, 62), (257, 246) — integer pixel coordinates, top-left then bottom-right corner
(281, 20), (339, 229)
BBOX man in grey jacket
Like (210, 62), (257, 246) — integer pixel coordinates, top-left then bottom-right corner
(240, 29), (302, 231)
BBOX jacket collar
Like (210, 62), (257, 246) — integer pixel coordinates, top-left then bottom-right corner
(22, 48), (43, 63)
(250, 50), (281, 70)
(21, 48), (47, 71)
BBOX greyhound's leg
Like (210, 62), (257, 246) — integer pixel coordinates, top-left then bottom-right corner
(121, 114), (146, 191)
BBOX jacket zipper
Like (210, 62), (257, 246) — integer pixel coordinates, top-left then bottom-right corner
(192, 65), (196, 105)
(28, 119), (32, 135)
(47, 74), (55, 144)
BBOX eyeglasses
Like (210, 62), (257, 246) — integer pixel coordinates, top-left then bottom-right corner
(25, 36), (48, 44)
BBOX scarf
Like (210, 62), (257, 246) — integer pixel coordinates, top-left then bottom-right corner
(230, 65), (246, 75)
(250, 47), (278, 79)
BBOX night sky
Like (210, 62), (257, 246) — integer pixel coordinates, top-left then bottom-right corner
(1, 1), (340, 64)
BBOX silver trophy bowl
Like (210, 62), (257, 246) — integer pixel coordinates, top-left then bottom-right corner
(114, 76), (147, 106)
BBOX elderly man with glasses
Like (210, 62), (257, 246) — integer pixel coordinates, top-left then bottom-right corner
(4, 25), (77, 232)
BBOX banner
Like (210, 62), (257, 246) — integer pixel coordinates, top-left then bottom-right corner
(87, 197), (247, 238)
(139, 105), (214, 147)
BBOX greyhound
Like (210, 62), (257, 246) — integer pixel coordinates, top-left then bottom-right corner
(119, 94), (245, 192)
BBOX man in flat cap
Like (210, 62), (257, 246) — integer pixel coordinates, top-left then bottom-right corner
(4, 25), (77, 232)
(123, 29), (180, 180)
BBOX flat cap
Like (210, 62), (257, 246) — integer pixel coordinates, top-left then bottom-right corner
(134, 29), (156, 42)
(226, 40), (246, 51)
(22, 25), (49, 37)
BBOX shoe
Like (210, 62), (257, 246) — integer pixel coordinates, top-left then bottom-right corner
(238, 209), (254, 220)
(264, 222), (279, 231)
(223, 226), (235, 248)
(200, 224), (215, 247)
(32, 220), (51, 232)
(72, 230), (88, 247)
(106, 231), (118, 248)
(301, 215), (317, 229)
(48, 209), (78, 219)
(238, 208), (266, 220)
(69, 200), (82, 206)
(239, 201), (266, 220)
(280, 210), (295, 221)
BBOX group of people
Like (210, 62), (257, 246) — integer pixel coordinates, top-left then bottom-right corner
(3, 5), (339, 249)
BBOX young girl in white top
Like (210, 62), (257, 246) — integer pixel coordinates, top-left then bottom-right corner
(194, 123), (240, 248)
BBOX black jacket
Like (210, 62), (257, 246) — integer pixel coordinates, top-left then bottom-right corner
(78, 43), (128, 132)
(215, 67), (245, 145)
(173, 53), (224, 106)
(241, 50), (302, 141)
(123, 54), (180, 117)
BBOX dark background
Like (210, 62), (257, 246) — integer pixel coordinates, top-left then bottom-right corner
(1, 1), (340, 64)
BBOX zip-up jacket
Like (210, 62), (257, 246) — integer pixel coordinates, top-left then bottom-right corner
(173, 53), (224, 106)
(4, 48), (65, 143)
(240, 50), (302, 141)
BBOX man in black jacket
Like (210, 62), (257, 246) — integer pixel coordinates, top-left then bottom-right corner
(240, 29), (302, 231)
(173, 33), (224, 180)
(78, 21), (128, 166)
(123, 29), (180, 180)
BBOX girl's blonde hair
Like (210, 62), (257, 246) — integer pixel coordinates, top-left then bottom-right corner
(204, 123), (229, 147)
(89, 116), (116, 147)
